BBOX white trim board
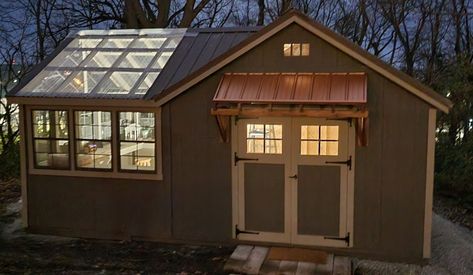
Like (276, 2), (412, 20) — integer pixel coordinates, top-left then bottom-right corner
(154, 14), (450, 114)
(423, 108), (436, 258)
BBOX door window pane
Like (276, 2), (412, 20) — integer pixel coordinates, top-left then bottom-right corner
(300, 125), (339, 156)
(246, 124), (282, 154)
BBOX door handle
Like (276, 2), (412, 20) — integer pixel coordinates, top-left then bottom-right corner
(289, 174), (298, 179)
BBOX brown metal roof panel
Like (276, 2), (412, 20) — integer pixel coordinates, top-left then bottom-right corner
(311, 74), (332, 102)
(328, 74), (348, 102)
(347, 73), (367, 102)
(293, 74), (314, 101)
(275, 73), (297, 100)
(242, 73), (264, 101)
(224, 74), (248, 100)
(258, 74), (279, 101)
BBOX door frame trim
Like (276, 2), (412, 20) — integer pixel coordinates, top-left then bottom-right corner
(230, 116), (355, 247)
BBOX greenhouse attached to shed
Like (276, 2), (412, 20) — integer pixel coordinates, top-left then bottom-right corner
(7, 11), (452, 263)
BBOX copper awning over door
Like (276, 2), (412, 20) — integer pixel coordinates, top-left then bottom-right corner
(213, 72), (367, 105)
(211, 72), (369, 145)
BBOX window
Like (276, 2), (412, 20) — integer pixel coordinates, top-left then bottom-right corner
(247, 124), (282, 154)
(119, 112), (156, 171)
(75, 111), (112, 169)
(283, 43), (310, 56)
(32, 110), (69, 169)
(300, 125), (339, 156)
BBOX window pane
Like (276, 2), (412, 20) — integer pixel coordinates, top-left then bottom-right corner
(93, 125), (112, 140)
(35, 153), (49, 167)
(51, 154), (69, 169)
(75, 111), (112, 140)
(118, 52), (156, 68)
(120, 142), (155, 171)
(62, 71), (106, 94)
(320, 141), (338, 156)
(54, 111), (69, 138)
(32, 110), (50, 137)
(266, 124), (282, 139)
(136, 73), (159, 94)
(97, 72), (142, 94)
(52, 140), (69, 154)
(131, 38), (165, 48)
(247, 124), (264, 138)
(301, 140), (319, 155)
(77, 154), (94, 168)
(247, 139), (264, 154)
(95, 154), (112, 169)
(292, 43), (301, 56)
(85, 51), (121, 67)
(301, 125), (319, 140)
(49, 50), (91, 67)
(119, 112), (155, 141)
(34, 139), (50, 153)
(283, 43), (292, 56)
(301, 43), (310, 56)
(76, 141), (111, 169)
(265, 139), (282, 154)
(320, 126), (339, 140)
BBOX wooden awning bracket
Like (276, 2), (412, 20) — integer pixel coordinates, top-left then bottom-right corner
(355, 116), (369, 146)
(215, 115), (231, 143)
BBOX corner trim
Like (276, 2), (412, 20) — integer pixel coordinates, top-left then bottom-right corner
(423, 108), (436, 258)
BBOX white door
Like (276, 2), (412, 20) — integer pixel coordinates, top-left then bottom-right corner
(235, 117), (292, 243)
(233, 117), (354, 247)
(290, 118), (352, 247)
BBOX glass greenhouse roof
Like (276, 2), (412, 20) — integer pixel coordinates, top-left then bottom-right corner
(18, 29), (187, 98)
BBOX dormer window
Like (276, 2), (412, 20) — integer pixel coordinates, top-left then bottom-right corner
(283, 43), (310, 56)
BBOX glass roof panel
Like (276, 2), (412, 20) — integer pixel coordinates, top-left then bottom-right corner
(84, 51), (122, 68)
(136, 73), (159, 94)
(17, 28), (187, 97)
(118, 52), (157, 69)
(23, 70), (73, 93)
(97, 72), (142, 94)
(67, 38), (102, 48)
(131, 38), (166, 48)
(49, 50), (91, 67)
(152, 52), (173, 69)
(101, 38), (134, 48)
(62, 71), (106, 93)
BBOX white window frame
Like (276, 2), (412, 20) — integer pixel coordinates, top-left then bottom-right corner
(26, 105), (163, 180)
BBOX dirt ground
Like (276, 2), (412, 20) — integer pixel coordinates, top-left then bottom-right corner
(0, 179), (233, 274)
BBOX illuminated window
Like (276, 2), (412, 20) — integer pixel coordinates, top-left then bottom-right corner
(119, 112), (156, 171)
(300, 125), (338, 156)
(32, 110), (69, 169)
(247, 124), (282, 154)
(75, 111), (112, 169)
(283, 43), (310, 56)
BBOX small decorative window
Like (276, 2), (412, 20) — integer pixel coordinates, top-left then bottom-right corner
(32, 110), (69, 169)
(283, 43), (310, 56)
(247, 124), (282, 154)
(119, 112), (156, 172)
(300, 125), (339, 156)
(75, 111), (112, 169)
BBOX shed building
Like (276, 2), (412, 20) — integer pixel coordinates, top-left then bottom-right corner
(7, 11), (452, 263)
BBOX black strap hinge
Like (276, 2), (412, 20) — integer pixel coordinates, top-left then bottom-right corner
(235, 225), (259, 238)
(324, 232), (350, 245)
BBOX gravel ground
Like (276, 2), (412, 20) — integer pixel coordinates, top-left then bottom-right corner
(354, 214), (473, 275)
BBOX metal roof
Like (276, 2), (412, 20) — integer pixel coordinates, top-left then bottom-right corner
(8, 27), (260, 100)
(213, 72), (367, 105)
(143, 27), (260, 99)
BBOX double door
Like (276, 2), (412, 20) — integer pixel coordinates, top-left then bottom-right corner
(233, 117), (354, 247)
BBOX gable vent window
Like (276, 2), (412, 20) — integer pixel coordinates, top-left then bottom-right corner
(284, 43), (310, 56)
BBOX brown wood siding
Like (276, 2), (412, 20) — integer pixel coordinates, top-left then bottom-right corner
(25, 23), (430, 262)
(165, 23), (429, 261)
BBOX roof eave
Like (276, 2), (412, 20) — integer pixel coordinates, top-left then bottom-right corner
(152, 10), (451, 114)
